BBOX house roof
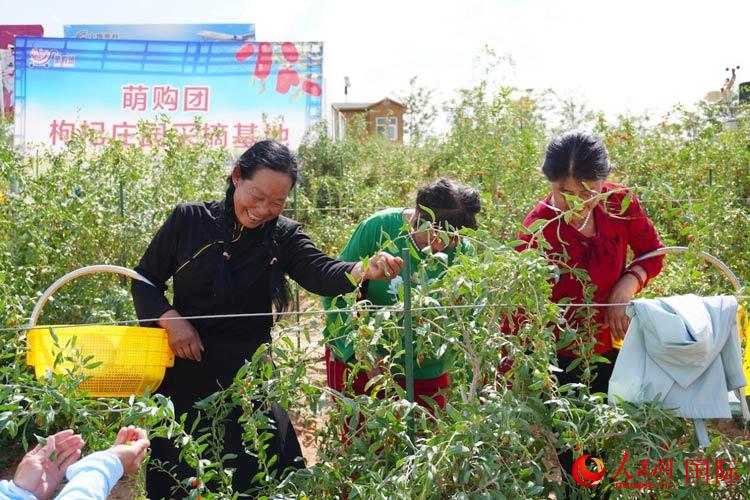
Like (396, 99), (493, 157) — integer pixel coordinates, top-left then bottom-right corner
(331, 102), (371, 111)
(332, 97), (405, 111)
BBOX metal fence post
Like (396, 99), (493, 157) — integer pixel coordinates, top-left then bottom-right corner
(401, 248), (415, 446)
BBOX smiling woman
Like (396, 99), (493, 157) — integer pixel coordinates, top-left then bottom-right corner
(231, 143), (295, 230)
(130, 140), (403, 499)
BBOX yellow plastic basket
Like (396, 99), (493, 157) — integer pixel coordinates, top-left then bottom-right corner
(617, 247), (750, 383)
(26, 265), (174, 397)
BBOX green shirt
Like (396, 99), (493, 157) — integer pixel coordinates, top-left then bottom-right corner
(322, 207), (469, 379)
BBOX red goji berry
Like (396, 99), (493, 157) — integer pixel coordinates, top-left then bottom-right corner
(276, 66), (300, 95)
(281, 42), (299, 63)
(254, 43), (273, 80)
(235, 43), (255, 62)
(301, 79), (322, 96)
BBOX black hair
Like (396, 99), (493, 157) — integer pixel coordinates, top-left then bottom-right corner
(414, 177), (481, 230)
(541, 131), (611, 182)
(218, 140), (298, 313)
(223, 140), (299, 218)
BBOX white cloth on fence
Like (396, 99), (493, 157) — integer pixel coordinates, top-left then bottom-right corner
(608, 294), (749, 448)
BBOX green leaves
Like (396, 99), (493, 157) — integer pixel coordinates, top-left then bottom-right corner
(619, 190), (633, 215)
(522, 218), (548, 235)
(3, 90), (750, 497)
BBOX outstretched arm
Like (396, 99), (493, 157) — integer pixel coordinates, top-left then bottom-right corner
(56, 427), (150, 500)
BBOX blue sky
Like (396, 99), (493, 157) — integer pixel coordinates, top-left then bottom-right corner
(5, 0), (750, 126)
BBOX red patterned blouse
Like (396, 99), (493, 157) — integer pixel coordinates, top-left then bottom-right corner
(518, 183), (664, 356)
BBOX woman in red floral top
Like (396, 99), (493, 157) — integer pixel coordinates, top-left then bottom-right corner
(518, 131), (664, 389)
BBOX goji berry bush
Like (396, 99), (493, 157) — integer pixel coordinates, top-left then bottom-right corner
(1, 79), (749, 498)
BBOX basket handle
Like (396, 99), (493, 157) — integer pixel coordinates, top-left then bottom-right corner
(28, 265), (157, 329)
(628, 246), (743, 293)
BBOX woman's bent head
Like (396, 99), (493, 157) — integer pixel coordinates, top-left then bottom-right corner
(542, 131), (610, 211)
(412, 177), (481, 252)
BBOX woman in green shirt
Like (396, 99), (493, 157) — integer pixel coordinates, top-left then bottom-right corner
(323, 178), (481, 409)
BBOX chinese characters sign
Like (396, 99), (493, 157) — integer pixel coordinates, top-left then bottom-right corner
(14, 37), (323, 151)
(120, 85), (209, 112)
(47, 120), (286, 149)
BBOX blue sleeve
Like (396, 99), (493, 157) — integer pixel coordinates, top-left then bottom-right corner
(0, 480), (37, 500)
(55, 451), (123, 500)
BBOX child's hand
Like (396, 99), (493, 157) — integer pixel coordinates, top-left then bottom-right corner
(109, 426), (150, 475)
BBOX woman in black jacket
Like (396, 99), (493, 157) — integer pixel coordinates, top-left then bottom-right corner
(132, 140), (401, 499)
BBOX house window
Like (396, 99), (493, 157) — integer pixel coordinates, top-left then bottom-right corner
(376, 116), (398, 141)
(375, 117), (386, 137)
(388, 117), (398, 141)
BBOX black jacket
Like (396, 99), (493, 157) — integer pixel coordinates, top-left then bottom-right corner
(132, 201), (356, 358)
(132, 201), (349, 495)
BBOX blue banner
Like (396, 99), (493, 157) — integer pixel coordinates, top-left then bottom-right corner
(13, 37), (323, 151)
(64, 24), (255, 42)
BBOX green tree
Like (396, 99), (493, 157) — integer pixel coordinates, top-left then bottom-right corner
(399, 76), (438, 145)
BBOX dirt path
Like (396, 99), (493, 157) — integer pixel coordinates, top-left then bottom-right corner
(285, 295), (330, 466)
